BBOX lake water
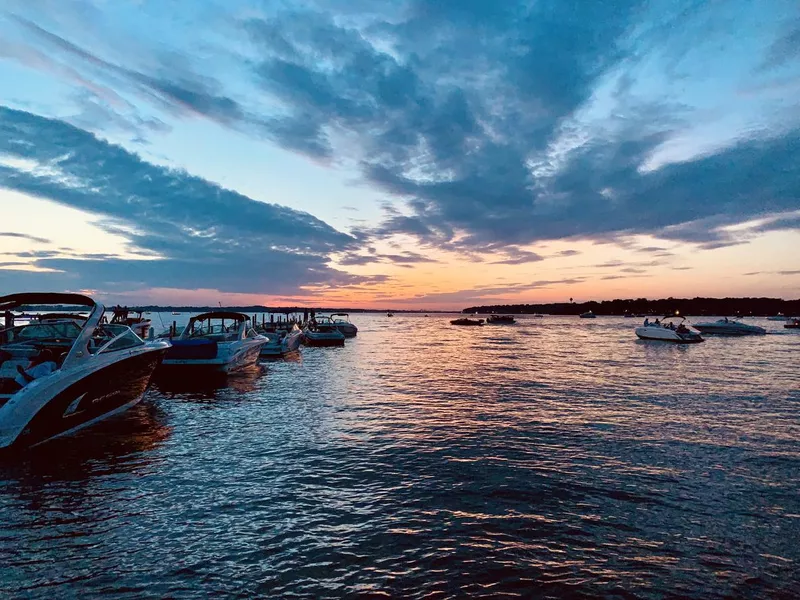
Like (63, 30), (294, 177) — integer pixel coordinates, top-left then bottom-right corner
(1, 314), (799, 598)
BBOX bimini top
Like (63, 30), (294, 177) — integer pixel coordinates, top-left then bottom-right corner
(0, 293), (96, 311)
(189, 311), (250, 323)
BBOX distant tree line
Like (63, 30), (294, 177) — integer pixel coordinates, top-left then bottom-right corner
(463, 297), (800, 316)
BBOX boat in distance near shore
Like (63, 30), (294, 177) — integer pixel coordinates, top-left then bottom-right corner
(635, 316), (704, 343)
(579, 311), (597, 319)
(785, 319), (800, 329)
(451, 318), (484, 326)
(0, 293), (169, 452)
(693, 318), (766, 336)
(487, 315), (516, 324)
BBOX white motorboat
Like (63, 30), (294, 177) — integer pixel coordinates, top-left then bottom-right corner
(0, 293), (169, 452)
(579, 311), (597, 319)
(259, 324), (303, 357)
(160, 311), (267, 373)
(330, 313), (358, 337)
(635, 316), (704, 343)
(303, 316), (346, 346)
(693, 317), (766, 336)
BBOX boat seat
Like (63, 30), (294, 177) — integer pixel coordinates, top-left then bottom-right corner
(0, 359), (29, 380)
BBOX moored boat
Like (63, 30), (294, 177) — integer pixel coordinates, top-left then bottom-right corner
(108, 307), (152, 339)
(160, 312), (266, 373)
(486, 315), (516, 324)
(303, 316), (346, 346)
(259, 324), (303, 357)
(0, 293), (169, 452)
(785, 318), (800, 329)
(330, 313), (358, 337)
(635, 316), (704, 343)
(451, 318), (484, 326)
(693, 317), (766, 336)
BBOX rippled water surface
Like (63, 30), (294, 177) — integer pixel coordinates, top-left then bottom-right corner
(2, 314), (799, 598)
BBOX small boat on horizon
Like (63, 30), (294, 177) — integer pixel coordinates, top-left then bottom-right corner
(487, 315), (515, 324)
(785, 318), (800, 329)
(387, 312), (394, 317)
(451, 318), (484, 326)
(160, 311), (266, 373)
(531, 314), (544, 318)
(767, 314), (788, 321)
(635, 316), (704, 344)
(693, 317), (766, 336)
(579, 311), (597, 319)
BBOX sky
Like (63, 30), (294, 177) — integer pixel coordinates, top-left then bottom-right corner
(0, 0), (798, 309)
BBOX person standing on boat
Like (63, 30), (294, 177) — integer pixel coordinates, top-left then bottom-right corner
(15, 349), (57, 388)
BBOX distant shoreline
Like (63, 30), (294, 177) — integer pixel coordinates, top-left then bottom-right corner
(462, 297), (800, 317)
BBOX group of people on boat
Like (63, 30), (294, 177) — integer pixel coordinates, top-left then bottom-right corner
(643, 318), (689, 333)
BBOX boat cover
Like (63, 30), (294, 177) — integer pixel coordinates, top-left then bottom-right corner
(166, 339), (218, 360)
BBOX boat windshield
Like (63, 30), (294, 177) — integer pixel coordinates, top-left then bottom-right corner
(90, 324), (145, 354)
(1, 321), (83, 344)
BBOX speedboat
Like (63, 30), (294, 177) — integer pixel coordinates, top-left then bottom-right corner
(259, 324), (303, 357)
(160, 312), (267, 373)
(486, 315), (515, 324)
(635, 316), (704, 343)
(693, 317), (766, 336)
(108, 307), (152, 339)
(387, 312), (394, 317)
(0, 293), (169, 452)
(330, 313), (358, 337)
(450, 318), (484, 326)
(579, 311), (597, 319)
(531, 313), (544, 318)
(303, 316), (346, 346)
(785, 318), (800, 329)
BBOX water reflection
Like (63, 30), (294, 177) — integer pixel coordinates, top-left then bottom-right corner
(0, 315), (798, 598)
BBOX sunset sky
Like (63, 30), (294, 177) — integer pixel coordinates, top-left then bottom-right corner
(0, 0), (798, 309)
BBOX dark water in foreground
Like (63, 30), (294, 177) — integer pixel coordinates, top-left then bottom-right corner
(2, 315), (799, 598)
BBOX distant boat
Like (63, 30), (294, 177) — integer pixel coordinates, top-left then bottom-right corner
(531, 313), (544, 318)
(451, 318), (484, 326)
(767, 314), (788, 321)
(785, 319), (800, 329)
(486, 315), (515, 324)
(693, 317), (766, 336)
(387, 312), (394, 317)
(623, 313), (635, 318)
(579, 311), (596, 319)
(171, 311), (180, 315)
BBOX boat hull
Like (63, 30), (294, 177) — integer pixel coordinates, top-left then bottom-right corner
(635, 327), (704, 343)
(160, 340), (265, 373)
(303, 335), (345, 347)
(0, 346), (167, 453)
(693, 324), (766, 336)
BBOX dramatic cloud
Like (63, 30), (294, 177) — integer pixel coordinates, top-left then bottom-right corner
(0, 107), (361, 294)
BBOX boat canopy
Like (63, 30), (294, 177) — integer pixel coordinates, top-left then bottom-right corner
(189, 311), (250, 323)
(0, 293), (95, 311)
